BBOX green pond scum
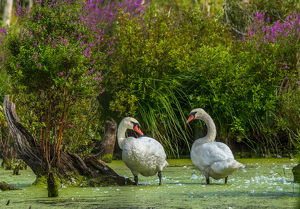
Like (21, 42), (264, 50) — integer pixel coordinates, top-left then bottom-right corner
(0, 158), (298, 208)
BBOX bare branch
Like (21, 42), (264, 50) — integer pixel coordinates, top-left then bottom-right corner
(223, 0), (246, 36)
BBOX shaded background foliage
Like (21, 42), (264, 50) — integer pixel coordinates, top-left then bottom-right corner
(0, 0), (299, 159)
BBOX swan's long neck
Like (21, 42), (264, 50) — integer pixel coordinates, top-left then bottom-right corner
(192, 112), (216, 149)
(117, 124), (127, 150)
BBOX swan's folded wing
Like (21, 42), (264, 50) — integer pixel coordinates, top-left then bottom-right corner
(214, 142), (234, 159)
(137, 137), (167, 158)
(196, 143), (233, 166)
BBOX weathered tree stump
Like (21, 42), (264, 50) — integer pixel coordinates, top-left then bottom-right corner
(47, 171), (58, 197)
(3, 95), (132, 186)
(91, 119), (117, 163)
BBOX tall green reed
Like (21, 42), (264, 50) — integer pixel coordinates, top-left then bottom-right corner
(137, 81), (192, 158)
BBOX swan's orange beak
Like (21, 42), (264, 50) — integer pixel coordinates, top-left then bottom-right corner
(186, 115), (194, 124)
(134, 125), (144, 136)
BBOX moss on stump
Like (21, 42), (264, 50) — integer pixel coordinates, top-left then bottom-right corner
(0, 182), (20, 191)
(13, 165), (20, 175)
(2, 158), (14, 170)
(47, 171), (59, 197)
(292, 163), (300, 183)
(102, 154), (113, 163)
(19, 160), (27, 170)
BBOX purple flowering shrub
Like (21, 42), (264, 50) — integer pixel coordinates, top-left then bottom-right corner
(103, 5), (231, 117)
(184, 11), (300, 154)
(246, 12), (300, 72)
(0, 0), (146, 158)
(243, 12), (300, 134)
(276, 75), (300, 136)
(224, 0), (299, 37)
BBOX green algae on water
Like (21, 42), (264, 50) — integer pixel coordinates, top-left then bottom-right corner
(0, 158), (298, 208)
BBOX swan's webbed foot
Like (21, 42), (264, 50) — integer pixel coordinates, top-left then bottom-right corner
(225, 176), (228, 184)
(134, 175), (139, 186)
(158, 171), (162, 185)
(206, 177), (210, 184)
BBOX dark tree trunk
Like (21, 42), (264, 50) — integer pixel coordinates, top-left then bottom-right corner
(3, 95), (132, 185)
(0, 129), (9, 159)
(0, 128), (18, 169)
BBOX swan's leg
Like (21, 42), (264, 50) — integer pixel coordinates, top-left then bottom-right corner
(134, 175), (139, 186)
(206, 177), (210, 184)
(225, 176), (228, 184)
(158, 172), (162, 185)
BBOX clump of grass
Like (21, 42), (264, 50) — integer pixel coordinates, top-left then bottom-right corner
(137, 83), (192, 158)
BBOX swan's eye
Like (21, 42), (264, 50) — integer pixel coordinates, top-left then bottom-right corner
(132, 122), (138, 128)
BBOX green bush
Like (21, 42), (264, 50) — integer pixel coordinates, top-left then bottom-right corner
(100, 5), (232, 157)
(0, 0), (111, 166)
(184, 11), (300, 155)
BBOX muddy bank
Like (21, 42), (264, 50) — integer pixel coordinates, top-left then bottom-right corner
(0, 158), (298, 208)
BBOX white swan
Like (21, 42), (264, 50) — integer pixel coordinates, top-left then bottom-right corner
(117, 117), (168, 185)
(186, 108), (244, 184)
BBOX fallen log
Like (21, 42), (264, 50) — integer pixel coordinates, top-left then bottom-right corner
(3, 95), (132, 186)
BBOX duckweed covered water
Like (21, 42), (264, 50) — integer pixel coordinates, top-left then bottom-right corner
(0, 158), (298, 208)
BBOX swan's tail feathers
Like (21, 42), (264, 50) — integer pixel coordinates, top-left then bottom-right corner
(210, 159), (244, 177)
(159, 160), (169, 171)
(163, 160), (169, 168)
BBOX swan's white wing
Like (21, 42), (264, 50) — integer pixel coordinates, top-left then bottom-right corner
(137, 137), (166, 156)
(192, 142), (233, 167)
(214, 142), (234, 159)
(123, 136), (168, 176)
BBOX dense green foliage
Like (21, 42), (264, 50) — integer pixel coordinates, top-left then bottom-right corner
(100, 6), (232, 157)
(0, 0), (300, 159)
(0, 0), (112, 165)
(101, 5), (300, 157)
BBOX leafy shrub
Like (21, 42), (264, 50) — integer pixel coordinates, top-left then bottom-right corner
(100, 5), (231, 157)
(185, 11), (300, 155)
(0, 0), (146, 165)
